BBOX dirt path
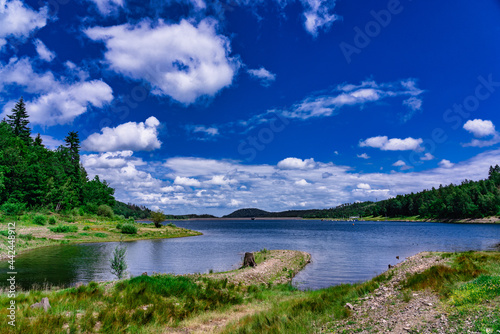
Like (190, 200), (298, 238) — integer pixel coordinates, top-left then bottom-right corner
(210, 249), (311, 285)
(326, 252), (454, 333)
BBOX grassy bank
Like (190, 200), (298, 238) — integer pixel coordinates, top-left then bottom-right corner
(0, 211), (202, 260)
(1, 249), (499, 333)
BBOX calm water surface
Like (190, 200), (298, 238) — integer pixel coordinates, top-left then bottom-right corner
(1, 220), (499, 290)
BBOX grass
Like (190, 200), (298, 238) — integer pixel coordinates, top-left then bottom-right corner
(0, 211), (202, 259)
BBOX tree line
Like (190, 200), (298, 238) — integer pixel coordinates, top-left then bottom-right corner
(305, 166), (500, 220)
(0, 98), (115, 214)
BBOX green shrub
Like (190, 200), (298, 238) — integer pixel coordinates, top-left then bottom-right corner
(167, 223), (176, 227)
(128, 217), (135, 224)
(120, 224), (138, 235)
(33, 215), (47, 226)
(48, 225), (78, 233)
(83, 226), (90, 231)
(116, 223), (123, 230)
(19, 233), (34, 240)
(70, 208), (80, 217)
(48, 216), (57, 225)
(97, 204), (114, 218)
(0, 230), (8, 237)
(1, 202), (26, 215)
(94, 232), (107, 238)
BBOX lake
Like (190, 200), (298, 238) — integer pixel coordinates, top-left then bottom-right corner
(1, 220), (499, 290)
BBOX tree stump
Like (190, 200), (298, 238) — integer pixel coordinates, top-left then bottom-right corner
(243, 252), (257, 267)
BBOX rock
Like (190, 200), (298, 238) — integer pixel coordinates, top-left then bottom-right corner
(31, 297), (51, 312)
(396, 256), (399, 259)
(345, 303), (355, 310)
(142, 272), (148, 276)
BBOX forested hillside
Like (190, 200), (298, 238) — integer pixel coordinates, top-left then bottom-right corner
(305, 166), (500, 220)
(0, 98), (115, 214)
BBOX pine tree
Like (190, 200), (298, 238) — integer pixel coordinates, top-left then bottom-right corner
(6, 97), (31, 143)
(65, 131), (81, 179)
(34, 133), (44, 146)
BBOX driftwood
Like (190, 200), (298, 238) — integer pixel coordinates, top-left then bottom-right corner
(31, 297), (51, 312)
(243, 252), (257, 267)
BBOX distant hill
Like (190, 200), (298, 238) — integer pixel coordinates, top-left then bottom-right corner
(223, 208), (322, 218)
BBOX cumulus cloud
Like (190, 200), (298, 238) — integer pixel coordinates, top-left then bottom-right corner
(33, 39), (55, 62)
(277, 157), (317, 170)
(463, 119), (496, 138)
(301, 0), (340, 36)
(85, 18), (240, 105)
(82, 117), (161, 152)
(357, 153), (370, 159)
(82, 148), (500, 215)
(174, 176), (202, 187)
(359, 136), (423, 151)
(438, 159), (454, 168)
(281, 79), (424, 120)
(462, 119), (500, 147)
(0, 57), (113, 126)
(186, 125), (220, 140)
(86, 0), (123, 15)
(247, 67), (276, 86)
(0, 0), (48, 49)
(420, 153), (435, 161)
(392, 160), (412, 171)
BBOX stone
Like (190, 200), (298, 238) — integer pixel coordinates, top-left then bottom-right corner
(31, 297), (51, 312)
(345, 303), (355, 310)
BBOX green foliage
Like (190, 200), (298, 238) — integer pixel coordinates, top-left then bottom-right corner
(116, 223), (123, 230)
(83, 226), (90, 231)
(97, 204), (114, 218)
(0, 201), (26, 215)
(0, 103), (116, 211)
(48, 216), (57, 225)
(48, 225), (78, 233)
(110, 245), (128, 279)
(167, 222), (176, 227)
(94, 232), (107, 238)
(32, 214), (47, 225)
(150, 210), (166, 228)
(305, 165), (500, 220)
(450, 275), (500, 306)
(19, 233), (34, 240)
(0, 230), (8, 236)
(113, 201), (151, 219)
(120, 224), (138, 235)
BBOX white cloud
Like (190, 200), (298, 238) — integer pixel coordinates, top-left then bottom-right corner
(360, 136), (423, 151)
(421, 153), (435, 161)
(206, 175), (236, 186)
(438, 159), (454, 168)
(295, 179), (310, 186)
(0, 0), (48, 49)
(33, 39), (55, 62)
(81, 151), (135, 169)
(174, 176), (202, 187)
(85, 18), (239, 105)
(301, 0), (340, 36)
(0, 57), (113, 126)
(82, 148), (500, 215)
(277, 157), (317, 170)
(82, 117), (161, 152)
(30, 134), (64, 149)
(282, 79), (424, 120)
(187, 125), (220, 140)
(357, 153), (370, 159)
(87, 0), (123, 15)
(462, 119), (500, 148)
(392, 160), (412, 171)
(247, 67), (276, 86)
(463, 119), (496, 138)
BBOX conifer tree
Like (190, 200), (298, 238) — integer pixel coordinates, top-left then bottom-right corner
(6, 97), (31, 143)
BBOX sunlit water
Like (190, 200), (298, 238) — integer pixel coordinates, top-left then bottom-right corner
(1, 220), (499, 290)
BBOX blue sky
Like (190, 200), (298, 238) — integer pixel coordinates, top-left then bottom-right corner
(1, 0), (500, 215)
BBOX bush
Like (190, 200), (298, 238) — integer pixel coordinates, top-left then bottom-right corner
(83, 226), (90, 231)
(97, 204), (114, 218)
(19, 233), (34, 240)
(94, 232), (107, 238)
(120, 224), (138, 235)
(128, 217), (135, 224)
(48, 216), (57, 225)
(0, 230), (8, 237)
(167, 223), (176, 227)
(70, 208), (80, 217)
(1, 202), (26, 215)
(33, 215), (47, 226)
(110, 245), (128, 279)
(48, 225), (78, 233)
